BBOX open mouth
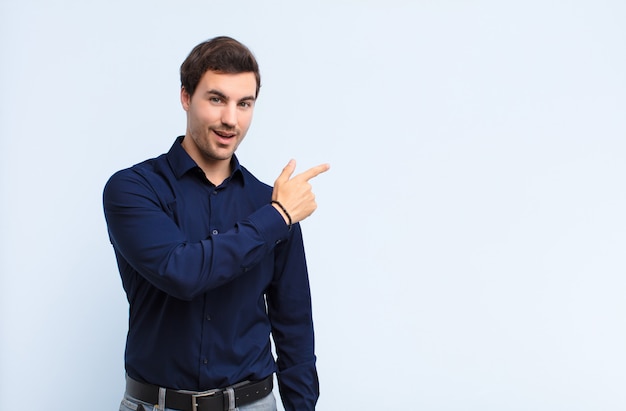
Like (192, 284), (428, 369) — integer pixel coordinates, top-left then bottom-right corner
(213, 129), (237, 141)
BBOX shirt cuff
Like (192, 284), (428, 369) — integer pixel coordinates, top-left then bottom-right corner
(246, 204), (292, 246)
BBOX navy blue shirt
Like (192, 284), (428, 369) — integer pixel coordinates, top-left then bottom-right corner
(103, 137), (319, 410)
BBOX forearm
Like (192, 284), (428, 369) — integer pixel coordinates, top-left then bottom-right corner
(104, 172), (289, 300)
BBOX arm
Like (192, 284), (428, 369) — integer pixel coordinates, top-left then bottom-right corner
(103, 169), (287, 300)
(267, 224), (319, 411)
(103, 160), (329, 301)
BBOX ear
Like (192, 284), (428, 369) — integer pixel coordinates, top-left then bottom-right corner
(180, 87), (191, 111)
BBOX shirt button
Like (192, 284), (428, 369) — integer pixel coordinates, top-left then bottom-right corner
(212, 229), (218, 235)
(212, 191), (218, 195)
(203, 359), (208, 364)
(206, 315), (211, 321)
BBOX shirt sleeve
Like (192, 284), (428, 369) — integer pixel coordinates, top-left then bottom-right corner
(103, 168), (289, 300)
(267, 223), (320, 410)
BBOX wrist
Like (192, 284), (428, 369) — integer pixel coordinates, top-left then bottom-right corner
(271, 200), (292, 230)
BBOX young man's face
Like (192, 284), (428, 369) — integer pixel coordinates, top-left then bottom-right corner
(181, 70), (257, 166)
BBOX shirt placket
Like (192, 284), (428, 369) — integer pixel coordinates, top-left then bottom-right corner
(199, 184), (222, 388)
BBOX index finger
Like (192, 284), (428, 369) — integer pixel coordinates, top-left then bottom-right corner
(296, 163), (331, 181)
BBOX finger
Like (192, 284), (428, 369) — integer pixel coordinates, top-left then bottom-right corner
(297, 163), (330, 181)
(275, 159), (296, 185)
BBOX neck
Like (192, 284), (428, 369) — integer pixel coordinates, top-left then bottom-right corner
(201, 161), (232, 186)
(181, 136), (233, 186)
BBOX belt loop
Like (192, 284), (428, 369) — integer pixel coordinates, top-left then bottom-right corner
(225, 386), (236, 411)
(157, 387), (166, 411)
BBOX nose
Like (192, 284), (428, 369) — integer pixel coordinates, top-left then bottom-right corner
(221, 104), (237, 128)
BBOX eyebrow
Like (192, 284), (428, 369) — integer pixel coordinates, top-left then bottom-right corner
(206, 89), (256, 102)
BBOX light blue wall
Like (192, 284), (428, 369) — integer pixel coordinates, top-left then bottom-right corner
(1, 1), (625, 410)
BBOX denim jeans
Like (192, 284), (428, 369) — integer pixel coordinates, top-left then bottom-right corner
(119, 391), (277, 411)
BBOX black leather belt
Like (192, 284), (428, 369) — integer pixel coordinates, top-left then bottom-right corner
(126, 375), (273, 411)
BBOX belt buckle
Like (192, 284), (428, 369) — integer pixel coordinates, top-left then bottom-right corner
(190, 389), (219, 411)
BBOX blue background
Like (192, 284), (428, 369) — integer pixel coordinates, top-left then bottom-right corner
(1, 1), (625, 409)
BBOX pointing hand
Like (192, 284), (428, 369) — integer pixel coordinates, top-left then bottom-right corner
(272, 160), (330, 225)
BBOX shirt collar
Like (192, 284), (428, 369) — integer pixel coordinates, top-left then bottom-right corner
(167, 136), (245, 185)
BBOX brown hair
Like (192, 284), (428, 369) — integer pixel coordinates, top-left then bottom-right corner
(180, 36), (261, 98)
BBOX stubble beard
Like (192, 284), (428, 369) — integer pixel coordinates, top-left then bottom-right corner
(202, 127), (241, 162)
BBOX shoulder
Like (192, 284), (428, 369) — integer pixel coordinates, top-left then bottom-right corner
(103, 154), (170, 203)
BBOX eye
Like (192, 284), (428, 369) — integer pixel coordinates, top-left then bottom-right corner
(239, 101), (253, 108)
(209, 96), (223, 104)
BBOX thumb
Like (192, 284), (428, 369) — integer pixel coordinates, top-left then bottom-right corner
(275, 159), (296, 185)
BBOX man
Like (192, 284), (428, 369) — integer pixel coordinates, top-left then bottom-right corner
(103, 36), (328, 411)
